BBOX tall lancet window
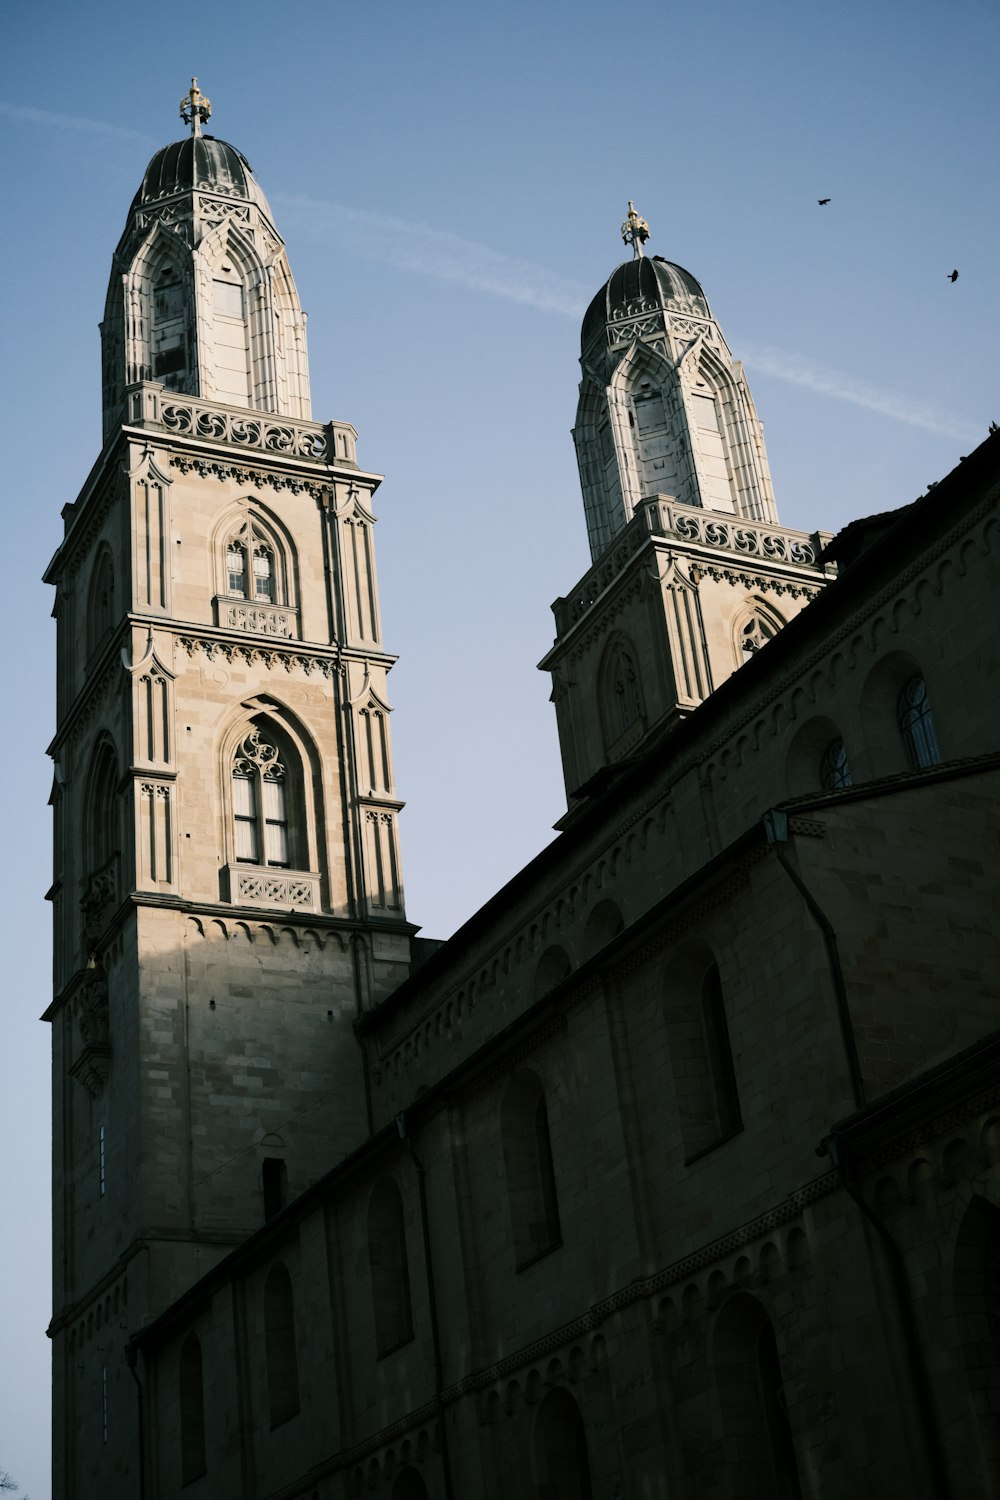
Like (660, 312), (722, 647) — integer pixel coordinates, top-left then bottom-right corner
(232, 728), (289, 867)
(213, 264), (251, 406)
(151, 266), (189, 390)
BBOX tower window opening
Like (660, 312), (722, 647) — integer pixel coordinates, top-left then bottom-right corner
(98, 1122), (106, 1197)
(740, 611), (781, 662)
(232, 729), (289, 867)
(897, 675), (941, 769)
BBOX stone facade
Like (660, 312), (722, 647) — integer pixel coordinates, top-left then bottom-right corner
(47, 108), (1000, 1500)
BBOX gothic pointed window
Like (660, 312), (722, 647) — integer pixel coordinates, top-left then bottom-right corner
(739, 606), (783, 663)
(179, 1335), (207, 1482)
(613, 651), (642, 735)
(897, 676), (941, 769)
(232, 728), (290, 867)
(223, 518), (285, 608)
(151, 265), (189, 390)
(819, 737), (853, 790)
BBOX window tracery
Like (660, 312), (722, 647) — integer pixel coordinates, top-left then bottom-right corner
(897, 675), (941, 769)
(225, 522), (277, 603)
(739, 611), (781, 661)
(232, 728), (289, 867)
(819, 738), (853, 791)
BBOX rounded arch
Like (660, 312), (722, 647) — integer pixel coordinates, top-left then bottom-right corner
(501, 1069), (561, 1268)
(367, 1176), (414, 1355)
(663, 939), (741, 1159)
(581, 898), (625, 959)
(533, 945), (571, 999)
(217, 698), (326, 883)
(712, 1292), (803, 1498)
(784, 715), (853, 798)
(210, 497), (299, 617)
(390, 1469), (429, 1500)
(532, 1386), (594, 1500)
(859, 649), (942, 776)
(264, 1261), (299, 1426)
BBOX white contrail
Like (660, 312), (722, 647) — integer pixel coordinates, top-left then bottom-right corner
(738, 341), (978, 442)
(273, 192), (590, 320)
(0, 99), (154, 145)
(6, 100), (977, 441)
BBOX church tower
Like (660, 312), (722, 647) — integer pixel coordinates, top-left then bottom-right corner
(44, 83), (410, 1496)
(541, 205), (835, 809)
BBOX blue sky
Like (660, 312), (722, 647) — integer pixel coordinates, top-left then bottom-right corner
(2, 1), (997, 1493)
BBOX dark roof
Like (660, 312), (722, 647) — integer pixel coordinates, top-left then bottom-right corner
(129, 135), (271, 215)
(581, 256), (709, 350)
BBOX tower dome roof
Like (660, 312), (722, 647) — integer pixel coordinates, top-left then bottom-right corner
(581, 255), (709, 351)
(129, 134), (274, 218)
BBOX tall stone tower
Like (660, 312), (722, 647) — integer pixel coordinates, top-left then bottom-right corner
(44, 83), (410, 1496)
(541, 204), (834, 810)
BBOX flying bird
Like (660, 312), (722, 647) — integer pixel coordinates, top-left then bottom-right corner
(948, 269), (959, 282)
(818, 198), (831, 205)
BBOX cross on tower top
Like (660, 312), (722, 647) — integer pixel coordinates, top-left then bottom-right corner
(180, 78), (212, 137)
(621, 201), (650, 259)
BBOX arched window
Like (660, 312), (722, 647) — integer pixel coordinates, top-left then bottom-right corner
(368, 1178), (413, 1355)
(264, 1262), (299, 1427)
(738, 607), (783, 663)
(665, 948), (741, 1161)
(533, 1387), (594, 1500)
(87, 550), (115, 659)
(225, 521), (279, 604)
(390, 1469), (430, 1500)
(151, 263), (190, 390)
(87, 742), (121, 876)
(232, 726), (291, 868)
(501, 1070), (561, 1269)
(713, 1295), (803, 1499)
(897, 675), (941, 769)
(179, 1334), (207, 1483)
(819, 737), (853, 790)
(601, 638), (644, 751)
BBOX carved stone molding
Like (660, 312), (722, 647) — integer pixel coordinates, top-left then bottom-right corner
(69, 966), (111, 1096)
(176, 634), (337, 676)
(213, 597), (299, 640)
(169, 453), (327, 501)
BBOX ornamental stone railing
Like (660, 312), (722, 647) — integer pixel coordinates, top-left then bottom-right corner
(213, 596), (299, 639)
(225, 865), (321, 912)
(124, 383), (357, 467)
(552, 497), (833, 635)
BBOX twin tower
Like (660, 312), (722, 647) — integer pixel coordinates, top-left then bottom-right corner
(45, 87), (830, 1476)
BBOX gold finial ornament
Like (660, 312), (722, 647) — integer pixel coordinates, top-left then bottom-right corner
(621, 200), (650, 259)
(180, 78), (212, 137)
